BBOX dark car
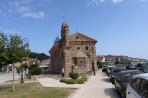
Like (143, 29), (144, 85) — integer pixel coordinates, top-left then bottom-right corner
(102, 64), (109, 72)
(110, 67), (127, 84)
(139, 63), (148, 73)
(114, 70), (143, 98)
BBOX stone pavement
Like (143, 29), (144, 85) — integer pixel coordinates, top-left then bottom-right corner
(38, 78), (84, 88)
(0, 71), (19, 85)
(38, 70), (120, 98)
(70, 70), (120, 98)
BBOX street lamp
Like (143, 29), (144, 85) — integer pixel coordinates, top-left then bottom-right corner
(20, 38), (29, 83)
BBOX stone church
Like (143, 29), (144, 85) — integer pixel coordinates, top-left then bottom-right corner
(49, 22), (98, 75)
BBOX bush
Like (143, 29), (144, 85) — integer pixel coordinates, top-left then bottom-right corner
(30, 67), (42, 75)
(77, 79), (84, 84)
(81, 76), (87, 81)
(65, 79), (76, 84)
(77, 76), (87, 84)
(60, 79), (76, 84)
(29, 64), (38, 70)
(60, 78), (67, 83)
(69, 72), (79, 79)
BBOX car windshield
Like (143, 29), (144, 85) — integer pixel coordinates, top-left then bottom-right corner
(112, 69), (119, 73)
(142, 63), (148, 68)
(122, 71), (143, 82)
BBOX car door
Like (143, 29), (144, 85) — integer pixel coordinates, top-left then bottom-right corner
(140, 79), (148, 98)
(126, 78), (142, 98)
(115, 74), (122, 91)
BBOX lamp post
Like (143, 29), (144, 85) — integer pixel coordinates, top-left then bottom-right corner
(20, 38), (29, 83)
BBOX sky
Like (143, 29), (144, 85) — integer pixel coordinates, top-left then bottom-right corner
(0, 0), (148, 59)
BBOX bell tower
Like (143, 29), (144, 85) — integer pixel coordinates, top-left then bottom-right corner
(61, 22), (69, 39)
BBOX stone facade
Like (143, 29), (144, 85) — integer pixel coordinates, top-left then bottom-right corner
(49, 22), (98, 75)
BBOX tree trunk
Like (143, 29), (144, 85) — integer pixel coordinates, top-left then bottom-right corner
(12, 63), (15, 91)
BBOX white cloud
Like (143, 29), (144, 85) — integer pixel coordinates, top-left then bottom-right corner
(87, 0), (148, 6)
(112, 0), (122, 4)
(16, 6), (29, 13)
(88, 0), (105, 6)
(22, 12), (45, 19)
(0, 29), (21, 34)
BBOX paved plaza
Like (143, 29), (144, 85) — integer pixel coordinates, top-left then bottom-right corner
(38, 70), (120, 98)
(0, 71), (19, 85)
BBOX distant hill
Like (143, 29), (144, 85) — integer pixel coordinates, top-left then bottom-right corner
(29, 52), (50, 61)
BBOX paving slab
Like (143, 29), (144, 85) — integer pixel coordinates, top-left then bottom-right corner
(70, 70), (120, 98)
(38, 78), (84, 88)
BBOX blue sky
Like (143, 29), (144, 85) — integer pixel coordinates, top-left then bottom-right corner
(0, 0), (148, 59)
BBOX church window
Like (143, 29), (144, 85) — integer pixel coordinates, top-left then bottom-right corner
(86, 46), (89, 50)
(80, 61), (83, 63)
(76, 37), (79, 39)
(77, 47), (80, 50)
(92, 46), (94, 50)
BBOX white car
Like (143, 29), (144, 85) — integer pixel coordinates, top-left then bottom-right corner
(126, 73), (148, 98)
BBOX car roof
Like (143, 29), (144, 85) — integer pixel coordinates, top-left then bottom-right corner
(119, 70), (142, 73)
(133, 73), (148, 81)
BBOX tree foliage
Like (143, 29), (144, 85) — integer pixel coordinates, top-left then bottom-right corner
(0, 32), (30, 91)
(29, 52), (49, 61)
(0, 33), (9, 70)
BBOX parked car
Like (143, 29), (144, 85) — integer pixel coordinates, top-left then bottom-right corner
(126, 73), (148, 98)
(102, 64), (109, 72)
(106, 66), (114, 76)
(139, 63), (148, 73)
(114, 70), (143, 98)
(110, 67), (127, 84)
(129, 65), (137, 70)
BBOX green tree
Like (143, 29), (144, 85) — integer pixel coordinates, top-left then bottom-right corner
(0, 33), (8, 73)
(8, 33), (30, 91)
(16, 67), (21, 79)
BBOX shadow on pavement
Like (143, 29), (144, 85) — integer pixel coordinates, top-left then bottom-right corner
(102, 74), (108, 76)
(102, 78), (110, 82)
(104, 88), (120, 98)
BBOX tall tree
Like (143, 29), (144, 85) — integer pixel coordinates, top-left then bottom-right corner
(0, 33), (8, 73)
(8, 33), (30, 91)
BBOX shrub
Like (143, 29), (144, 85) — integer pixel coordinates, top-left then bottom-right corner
(77, 79), (84, 84)
(81, 76), (87, 81)
(77, 76), (87, 84)
(65, 79), (76, 84)
(69, 72), (79, 79)
(60, 78), (67, 83)
(60, 79), (76, 84)
(30, 67), (42, 75)
(29, 64), (38, 70)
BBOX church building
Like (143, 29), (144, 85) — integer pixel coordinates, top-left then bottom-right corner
(49, 22), (98, 75)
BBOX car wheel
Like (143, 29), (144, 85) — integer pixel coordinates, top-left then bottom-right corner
(115, 84), (118, 92)
(121, 90), (125, 98)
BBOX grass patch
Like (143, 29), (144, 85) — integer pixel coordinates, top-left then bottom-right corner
(0, 83), (75, 98)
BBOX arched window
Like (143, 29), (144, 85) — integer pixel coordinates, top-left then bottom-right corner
(86, 46), (89, 50)
(77, 47), (80, 51)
